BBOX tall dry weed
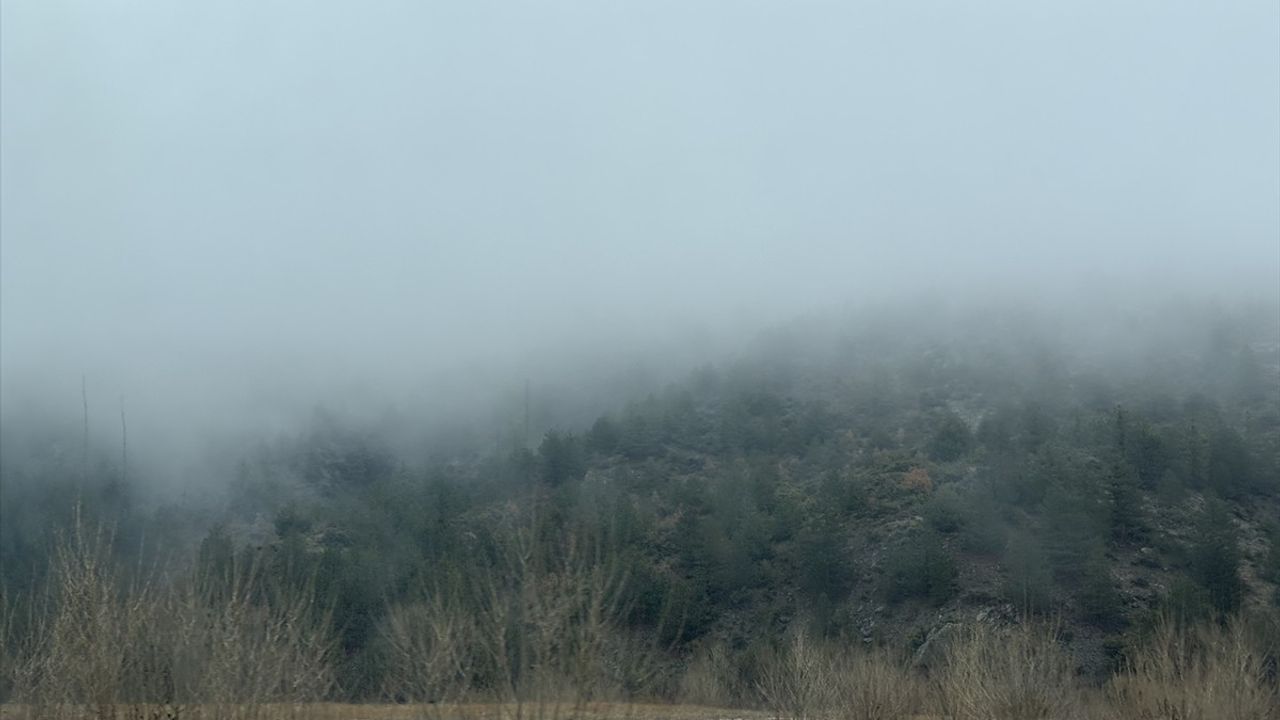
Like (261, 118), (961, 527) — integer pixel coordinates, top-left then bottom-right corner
(935, 622), (1079, 720)
(756, 628), (836, 720)
(755, 628), (921, 720)
(381, 590), (476, 717)
(828, 646), (919, 720)
(678, 642), (740, 708)
(9, 511), (335, 720)
(1106, 615), (1278, 720)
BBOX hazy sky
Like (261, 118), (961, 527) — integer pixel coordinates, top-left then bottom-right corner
(2, 0), (1278, 445)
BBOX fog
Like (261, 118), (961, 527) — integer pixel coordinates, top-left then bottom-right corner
(2, 1), (1278, 490)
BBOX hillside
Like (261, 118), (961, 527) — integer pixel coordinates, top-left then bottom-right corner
(4, 304), (1277, 703)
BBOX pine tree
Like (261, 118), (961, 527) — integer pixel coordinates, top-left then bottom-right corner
(1078, 545), (1123, 628)
(928, 411), (972, 462)
(1189, 498), (1244, 615)
(1105, 407), (1143, 546)
(1002, 529), (1054, 615)
(1107, 458), (1144, 546)
(1042, 476), (1101, 580)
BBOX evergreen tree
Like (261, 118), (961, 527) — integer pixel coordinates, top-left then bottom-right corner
(928, 411), (972, 462)
(1189, 499), (1244, 615)
(1002, 529), (1054, 615)
(586, 415), (620, 455)
(1019, 401), (1054, 452)
(1042, 477), (1102, 579)
(1107, 458), (1144, 545)
(1265, 522), (1280, 585)
(1078, 545), (1123, 629)
(1207, 426), (1254, 497)
(884, 529), (957, 605)
(537, 431), (586, 486)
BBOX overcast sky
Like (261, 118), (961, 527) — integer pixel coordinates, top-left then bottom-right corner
(2, 0), (1278, 448)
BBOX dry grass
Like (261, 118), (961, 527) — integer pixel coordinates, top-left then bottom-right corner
(932, 621), (1077, 720)
(374, 511), (670, 720)
(0, 704), (775, 720)
(754, 627), (923, 720)
(830, 648), (921, 720)
(678, 644), (742, 708)
(670, 615), (1280, 720)
(1105, 615), (1279, 720)
(381, 593), (476, 714)
(5, 508), (334, 720)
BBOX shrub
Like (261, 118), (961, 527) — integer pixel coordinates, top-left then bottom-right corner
(1107, 615), (1278, 720)
(899, 467), (932, 494)
(755, 628), (922, 720)
(678, 642), (741, 707)
(11, 510), (335, 720)
(756, 628), (835, 720)
(936, 622), (1078, 720)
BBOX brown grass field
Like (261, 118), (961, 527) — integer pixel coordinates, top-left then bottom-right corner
(0, 703), (780, 720)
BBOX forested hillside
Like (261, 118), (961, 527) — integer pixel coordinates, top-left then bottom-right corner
(4, 302), (1278, 706)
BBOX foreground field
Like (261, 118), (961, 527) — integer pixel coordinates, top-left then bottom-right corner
(0, 703), (776, 720)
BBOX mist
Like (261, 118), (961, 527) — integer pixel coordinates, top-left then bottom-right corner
(2, 0), (1278, 492)
(5, 4), (1280, 711)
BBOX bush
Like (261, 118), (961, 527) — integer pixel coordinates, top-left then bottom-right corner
(830, 646), (921, 720)
(756, 628), (835, 720)
(936, 622), (1078, 720)
(11, 511), (335, 719)
(755, 628), (923, 720)
(678, 642), (741, 707)
(1107, 615), (1278, 720)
